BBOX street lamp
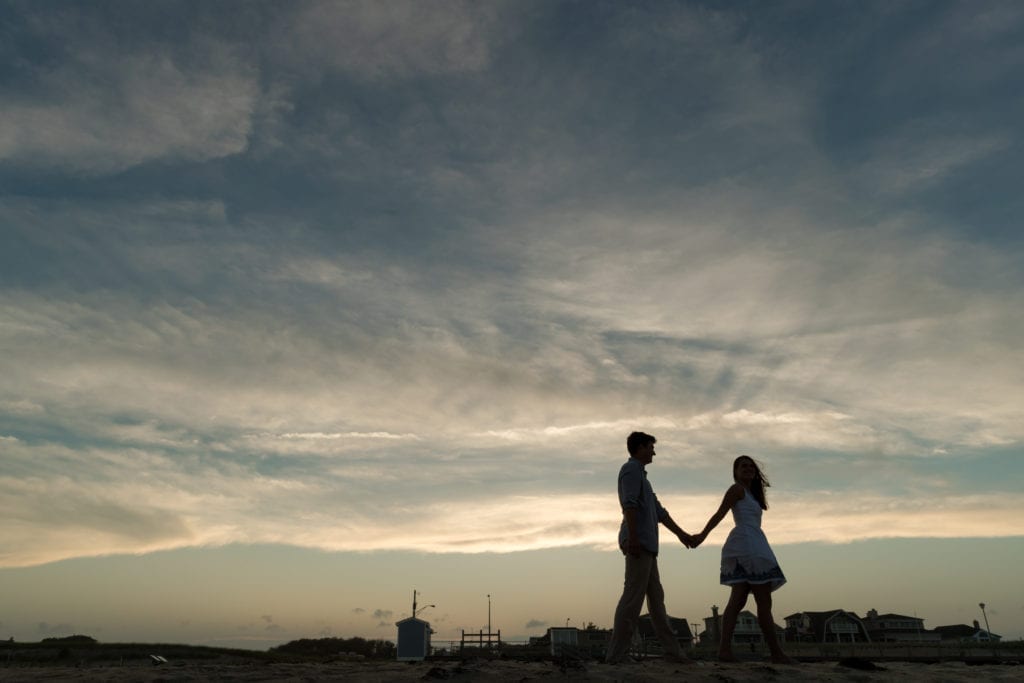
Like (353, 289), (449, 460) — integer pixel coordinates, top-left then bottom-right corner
(979, 603), (992, 640)
(979, 602), (998, 658)
(979, 603), (991, 637)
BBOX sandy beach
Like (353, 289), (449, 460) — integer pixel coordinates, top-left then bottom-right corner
(3, 659), (1022, 682)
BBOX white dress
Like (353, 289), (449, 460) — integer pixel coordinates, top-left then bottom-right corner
(720, 488), (786, 591)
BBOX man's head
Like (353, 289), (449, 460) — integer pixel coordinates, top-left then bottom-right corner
(626, 431), (656, 464)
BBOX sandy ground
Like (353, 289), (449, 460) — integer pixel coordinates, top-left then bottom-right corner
(2, 659), (1022, 682)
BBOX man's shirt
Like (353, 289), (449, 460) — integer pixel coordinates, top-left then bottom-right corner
(617, 457), (669, 555)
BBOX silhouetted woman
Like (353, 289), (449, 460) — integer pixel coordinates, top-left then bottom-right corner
(693, 455), (796, 664)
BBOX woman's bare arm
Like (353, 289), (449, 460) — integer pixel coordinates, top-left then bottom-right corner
(692, 484), (745, 547)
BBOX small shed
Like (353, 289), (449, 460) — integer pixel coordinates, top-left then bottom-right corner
(396, 617), (432, 661)
(548, 627), (578, 656)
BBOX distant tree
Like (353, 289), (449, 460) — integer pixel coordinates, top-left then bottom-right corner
(41, 635), (97, 644)
(368, 639), (396, 659)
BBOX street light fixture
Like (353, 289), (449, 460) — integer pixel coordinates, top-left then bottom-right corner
(979, 602), (997, 658)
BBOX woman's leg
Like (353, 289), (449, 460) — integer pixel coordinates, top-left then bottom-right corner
(750, 584), (797, 664)
(718, 584), (749, 661)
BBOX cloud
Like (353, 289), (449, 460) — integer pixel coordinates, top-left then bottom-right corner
(261, 615), (283, 633)
(372, 610), (393, 620)
(1, 198), (1022, 569)
(854, 125), (1012, 195)
(279, 0), (507, 80)
(1, 2), (1022, 576)
(525, 619), (547, 629)
(482, 418), (678, 443)
(0, 45), (259, 173)
(763, 493), (1024, 546)
(278, 432), (421, 442)
(4, 434), (1023, 568)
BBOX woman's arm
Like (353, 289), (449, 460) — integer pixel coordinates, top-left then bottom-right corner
(692, 484), (744, 547)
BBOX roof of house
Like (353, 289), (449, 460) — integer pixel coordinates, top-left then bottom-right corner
(934, 624), (1001, 638)
(784, 609), (860, 620)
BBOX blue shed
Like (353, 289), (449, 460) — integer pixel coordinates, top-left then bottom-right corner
(396, 617), (432, 661)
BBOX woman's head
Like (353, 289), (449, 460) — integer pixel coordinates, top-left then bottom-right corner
(732, 455), (760, 481)
(732, 454), (770, 510)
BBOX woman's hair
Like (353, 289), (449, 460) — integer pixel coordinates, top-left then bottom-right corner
(733, 455), (770, 510)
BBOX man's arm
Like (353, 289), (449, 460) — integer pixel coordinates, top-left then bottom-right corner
(660, 512), (695, 548)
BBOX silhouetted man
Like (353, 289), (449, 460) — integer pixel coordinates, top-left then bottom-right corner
(606, 431), (693, 664)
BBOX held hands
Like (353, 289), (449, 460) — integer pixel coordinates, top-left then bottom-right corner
(677, 530), (706, 549)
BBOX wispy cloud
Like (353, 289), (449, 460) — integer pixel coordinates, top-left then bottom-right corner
(4, 436), (1022, 568)
(855, 125), (1012, 195)
(0, 24), (259, 173)
(278, 0), (508, 80)
(1, 1), (1021, 581)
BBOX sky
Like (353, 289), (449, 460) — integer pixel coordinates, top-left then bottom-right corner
(1, 0), (1022, 650)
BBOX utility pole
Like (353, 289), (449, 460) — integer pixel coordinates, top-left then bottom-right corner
(487, 594), (492, 635)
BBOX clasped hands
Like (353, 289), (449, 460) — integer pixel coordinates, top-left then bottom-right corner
(676, 530), (706, 549)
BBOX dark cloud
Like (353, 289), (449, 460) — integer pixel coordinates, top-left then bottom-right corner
(525, 619), (548, 629)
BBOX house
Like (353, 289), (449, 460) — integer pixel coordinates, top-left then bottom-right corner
(934, 621), (1002, 643)
(546, 627), (578, 657)
(576, 627), (613, 657)
(861, 609), (939, 643)
(702, 606), (784, 647)
(636, 613), (693, 652)
(532, 626), (612, 658)
(784, 610), (870, 643)
(540, 615), (689, 659)
(395, 617), (432, 661)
